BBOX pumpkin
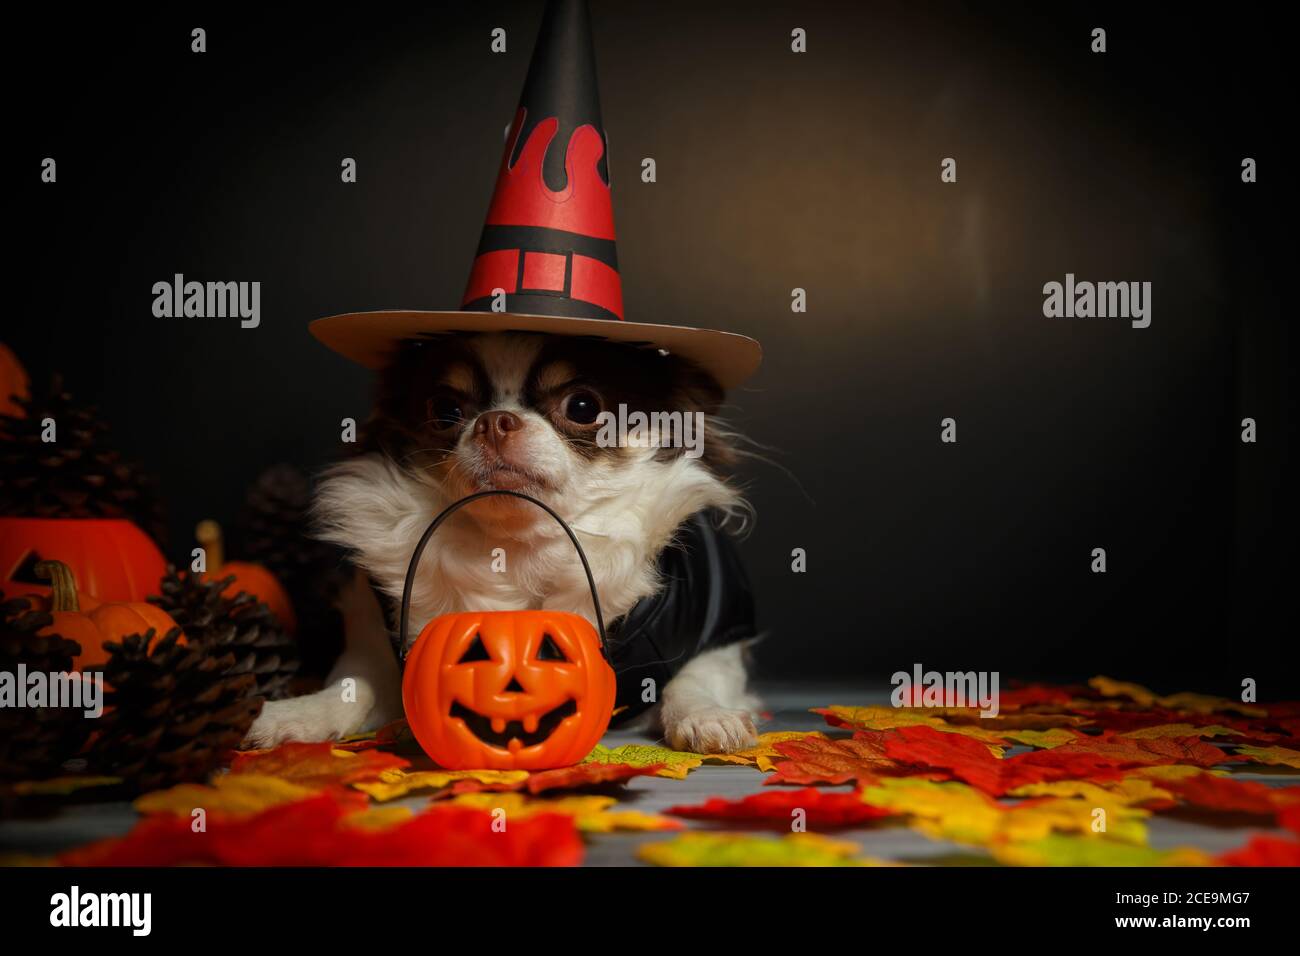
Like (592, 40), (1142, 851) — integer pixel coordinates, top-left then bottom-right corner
(195, 519), (296, 634)
(403, 609), (617, 770)
(0, 341), (29, 417)
(0, 516), (167, 603)
(33, 559), (182, 670)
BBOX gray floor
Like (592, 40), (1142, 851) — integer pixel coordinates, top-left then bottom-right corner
(2, 684), (1294, 865)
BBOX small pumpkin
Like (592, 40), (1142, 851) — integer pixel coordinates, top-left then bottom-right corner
(0, 341), (29, 417)
(33, 559), (182, 670)
(0, 516), (167, 603)
(195, 519), (296, 634)
(403, 609), (617, 771)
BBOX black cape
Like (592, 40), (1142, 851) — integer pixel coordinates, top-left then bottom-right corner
(383, 510), (757, 724)
(605, 510), (757, 725)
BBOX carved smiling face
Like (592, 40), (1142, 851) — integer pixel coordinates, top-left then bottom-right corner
(402, 610), (616, 770)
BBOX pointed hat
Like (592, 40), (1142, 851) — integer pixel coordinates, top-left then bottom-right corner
(310, 0), (761, 389)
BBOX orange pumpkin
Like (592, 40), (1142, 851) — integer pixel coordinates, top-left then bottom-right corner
(195, 519), (296, 634)
(0, 341), (29, 417)
(0, 517), (167, 603)
(403, 609), (616, 770)
(33, 560), (182, 670)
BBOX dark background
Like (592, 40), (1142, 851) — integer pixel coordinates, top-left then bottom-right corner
(10, 3), (1295, 695)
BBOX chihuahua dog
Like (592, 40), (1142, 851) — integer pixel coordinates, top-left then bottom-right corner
(243, 331), (760, 754)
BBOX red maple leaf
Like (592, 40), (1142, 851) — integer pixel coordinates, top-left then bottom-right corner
(60, 794), (583, 866)
(666, 788), (894, 828)
(765, 734), (899, 785)
(230, 742), (409, 788)
(1161, 773), (1300, 817)
(1217, 834), (1300, 867)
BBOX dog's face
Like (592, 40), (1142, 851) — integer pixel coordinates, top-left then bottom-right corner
(363, 333), (733, 530)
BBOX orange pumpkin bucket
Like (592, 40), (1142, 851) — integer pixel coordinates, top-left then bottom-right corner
(399, 491), (616, 771)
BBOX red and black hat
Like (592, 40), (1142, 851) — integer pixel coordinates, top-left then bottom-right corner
(311, 0), (761, 389)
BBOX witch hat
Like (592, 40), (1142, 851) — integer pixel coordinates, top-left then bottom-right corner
(310, 0), (761, 389)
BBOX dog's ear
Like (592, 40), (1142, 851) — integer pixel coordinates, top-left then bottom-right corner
(361, 340), (451, 459)
(663, 356), (737, 473)
(669, 357), (726, 417)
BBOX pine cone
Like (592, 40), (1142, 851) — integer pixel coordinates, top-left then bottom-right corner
(0, 380), (168, 546)
(234, 464), (347, 676)
(0, 594), (93, 781)
(150, 565), (299, 700)
(90, 628), (263, 793)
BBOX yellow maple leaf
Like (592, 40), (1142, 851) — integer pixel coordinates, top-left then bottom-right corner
(448, 792), (681, 833)
(1119, 723), (1241, 740)
(1127, 764), (1222, 782)
(134, 774), (321, 818)
(352, 767), (529, 801)
(857, 777), (1148, 846)
(342, 806), (416, 830)
(989, 833), (1214, 867)
(582, 743), (703, 778)
(638, 832), (881, 867)
(1008, 776), (1174, 808)
(1233, 745), (1300, 769)
(10, 776), (122, 796)
(1088, 676), (1265, 717)
(814, 705), (1008, 750)
(998, 728), (1080, 749)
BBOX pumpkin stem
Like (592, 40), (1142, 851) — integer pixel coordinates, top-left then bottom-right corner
(195, 519), (225, 573)
(34, 560), (79, 612)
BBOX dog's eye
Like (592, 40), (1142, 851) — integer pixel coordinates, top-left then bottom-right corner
(536, 634), (569, 662)
(458, 634), (491, 663)
(429, 395), (465, 430)
(562, 390), (602, 425)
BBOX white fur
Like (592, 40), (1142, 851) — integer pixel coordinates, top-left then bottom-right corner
(245, 333), (760, 753)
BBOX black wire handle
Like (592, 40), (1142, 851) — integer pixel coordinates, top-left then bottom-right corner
(397, 490), (610, 663)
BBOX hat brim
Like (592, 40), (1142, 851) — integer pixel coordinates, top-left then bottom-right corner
(309, 310), (762, 390)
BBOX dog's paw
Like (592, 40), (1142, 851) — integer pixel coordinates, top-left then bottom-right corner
(665, 707), (758, 754)
(242, 692), (367, 749)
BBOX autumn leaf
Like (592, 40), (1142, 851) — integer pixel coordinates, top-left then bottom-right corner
(352, 768), (529, 802)
(1007, 777), (1176, 810)
(9, 776), (122, 796)
(1035, 734), (1233, 768)
(638, 832), (879, 867)
(229, 742), (409, 789)
(765, 734), (899, 785)
(1232, 744), (1300, 769)
(582, 744), (702, 779)
(448, 792), (682, 833)
(1158, 772), (1300, 816)
(1119, 723), (1242, 740)
(813, 706), (1007, 746)
(135, 773), (368, 818)
(667, 788), (895, 829)
(440, 761), (668, 798)
(856, 778), (1149, 846)
(1217, 834), (1300, 867)
(989, 833), (1214, 867)
(1088, 676), (1265, 718)
(60, 795), (584, 866)
(702, 731), (828, 769)
(998, 684), (1080, 709)
(997, 728), (1082, 749)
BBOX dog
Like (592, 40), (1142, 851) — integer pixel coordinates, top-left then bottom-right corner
(243, 331), (761, 754)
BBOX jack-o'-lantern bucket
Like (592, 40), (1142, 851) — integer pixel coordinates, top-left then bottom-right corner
(399, 490), (616, 770)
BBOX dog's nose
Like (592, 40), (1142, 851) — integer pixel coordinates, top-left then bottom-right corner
(474, 410), (523, 448)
